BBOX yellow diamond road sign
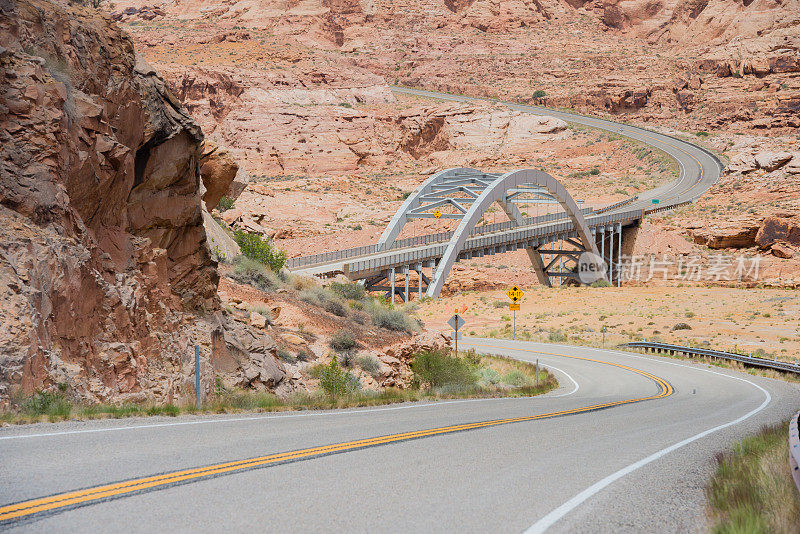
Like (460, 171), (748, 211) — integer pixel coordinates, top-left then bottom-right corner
(507, 285), (524, 303)
(434, 210), (442, 219)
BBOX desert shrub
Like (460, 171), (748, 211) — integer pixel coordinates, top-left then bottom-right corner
(351, 311), (369, 325)
(330, 281), (366, 301)
(412, 349), (477, 389)
(672, 322), (692, 331)
(548, 330), (567, 343)
(296, 349), (313, 362)
(319, 356), (360, 397)
(696, 131), (709, 137)
(329, 329), (357, 352)
(502, 370), (529, 387)
(532, 89), (546, 99)
(233, 229), (287, 271)
(146, 404), (179, 417)
(230, 257), (282, 291)
(298, 286), (331, 306)
(323, 298), (349, 317)
(591, 279), (611, 287)
(21, 389), (72, 419)
(289, 275), (316, 291)
(217, 196), (235, 212)
(492, 300), (508, 308)
(277, 348), (296, 363)
(356, 355), (381, 377)
(477, 367), (501, 386)
(365, 301), (418, 333)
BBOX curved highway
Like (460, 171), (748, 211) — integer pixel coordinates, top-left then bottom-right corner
(0, 340), (797, 531)
(391, 86), (724, 213)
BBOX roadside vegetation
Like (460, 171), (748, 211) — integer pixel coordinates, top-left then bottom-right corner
(707, 421), (800, 533)
(0, 350), (557, 425)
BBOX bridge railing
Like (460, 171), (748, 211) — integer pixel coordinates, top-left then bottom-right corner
(287, 207), (595, 270)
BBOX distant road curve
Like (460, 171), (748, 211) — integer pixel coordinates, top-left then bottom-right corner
(391, 86), (724, 213)
(0, 340), (797, 532)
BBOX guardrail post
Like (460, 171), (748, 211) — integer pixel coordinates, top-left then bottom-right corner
(390, 267), (396, 305)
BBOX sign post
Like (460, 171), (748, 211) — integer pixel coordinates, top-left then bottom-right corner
(194, 344), (201, 410)
(506, 285), (524, 340)
(447, 309), (466, 355)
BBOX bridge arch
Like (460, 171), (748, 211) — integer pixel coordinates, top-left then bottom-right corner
(376, 167), (484, 251)
(415, 168), (605, 298)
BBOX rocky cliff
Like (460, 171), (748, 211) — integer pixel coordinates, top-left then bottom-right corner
(0, 0), (287, 405)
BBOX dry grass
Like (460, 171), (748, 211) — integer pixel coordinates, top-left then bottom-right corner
(707, 421), (800, 533)
(0, 351), (558, 426)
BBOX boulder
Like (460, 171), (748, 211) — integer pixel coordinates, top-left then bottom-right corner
(755, 217), (800, 248)
(249, 311), (267, 329)
(200, 142), (239, 210)
(771, 242), (794, 259)
(754, 151), (793, 172)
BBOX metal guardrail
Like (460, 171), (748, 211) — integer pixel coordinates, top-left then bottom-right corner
(624, 341), (800, 374)
(790, 411), (800, 495)
(595, 196), (639, 215)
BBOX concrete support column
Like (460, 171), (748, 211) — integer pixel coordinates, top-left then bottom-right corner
(403, 266), (410, 303)
(617, 223), (622, 287)
(417, 262), (423, 300)
(390, 267), (396, 306)
(600, 226), (605, 267)
(608, 225), (614, 286)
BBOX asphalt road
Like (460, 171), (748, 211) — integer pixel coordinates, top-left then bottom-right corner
(1, 340), (797, 532)
(391, 86), (724, 212)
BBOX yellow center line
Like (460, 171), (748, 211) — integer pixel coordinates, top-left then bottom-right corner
(0, 347), (672, 523)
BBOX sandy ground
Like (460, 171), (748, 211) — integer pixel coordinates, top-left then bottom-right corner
(417, 285), (800, 363)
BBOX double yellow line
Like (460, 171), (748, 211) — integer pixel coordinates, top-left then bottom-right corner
(0, 347), (672, 524)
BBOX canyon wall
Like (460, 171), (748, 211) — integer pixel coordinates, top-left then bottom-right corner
(0, 0), (237, 404)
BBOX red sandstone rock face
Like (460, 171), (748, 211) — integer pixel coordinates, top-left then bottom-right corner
(0, 0), (225, 403)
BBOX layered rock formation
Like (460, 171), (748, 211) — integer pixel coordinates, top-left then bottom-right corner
(0, 0), (286, 404)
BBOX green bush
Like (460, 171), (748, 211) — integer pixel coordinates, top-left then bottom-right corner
(532, 89), (546, 99)
(330, 329), (357, 352)
(217, 196), (235, 212)
(589, 167), (601, 176)
(21, 390), (72, 419)
(412, 349), (477, 389)
(233, 230), (287, 271)
(330, 281), (366, 301)
(319, 356), (360, 397)
(492, 300), (508, 308)
(365, 301), (418, 332)
(591, 279), (611, 287)
(230, 257), (282, 291)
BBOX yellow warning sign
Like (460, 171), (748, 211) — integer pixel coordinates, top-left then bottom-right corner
(507, 285), (524, 303)
(510, 303), (520, 311)
(434, 210), (442, 219)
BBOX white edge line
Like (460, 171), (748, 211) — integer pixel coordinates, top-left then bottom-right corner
(0, 363), (577, 442)
(522, 345), (773, 534)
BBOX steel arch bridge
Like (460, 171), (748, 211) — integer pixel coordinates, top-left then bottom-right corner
(287, 167), (637, 301)
(374, 167), (605, 298)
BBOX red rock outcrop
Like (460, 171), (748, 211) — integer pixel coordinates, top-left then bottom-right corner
(0, 0), (286, 405)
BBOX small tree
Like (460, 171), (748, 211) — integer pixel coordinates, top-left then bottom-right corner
(532, 89), (547, 99)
